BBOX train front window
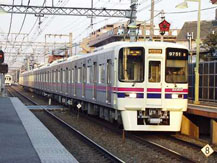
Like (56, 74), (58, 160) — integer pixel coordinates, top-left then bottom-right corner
(165, 48), (188, 83)
(119, 47), (144, 82)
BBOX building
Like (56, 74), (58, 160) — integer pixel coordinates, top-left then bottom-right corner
(80, 21), (180, 53)
(176, 20), (217, 51)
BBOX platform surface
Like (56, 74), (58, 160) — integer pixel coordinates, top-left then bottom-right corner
(187, 103), (217, 119)
(0, 97), (78, 163)
(0, 97), (41, 163)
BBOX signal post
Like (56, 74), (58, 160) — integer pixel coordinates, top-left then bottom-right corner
(0, 50), (8, 96)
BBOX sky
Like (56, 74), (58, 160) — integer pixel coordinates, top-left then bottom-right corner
(0, 0), (216, 69)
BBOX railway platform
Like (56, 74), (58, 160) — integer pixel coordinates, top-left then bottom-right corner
(181, 102), (217, 145)
(0, 97), (78, 163)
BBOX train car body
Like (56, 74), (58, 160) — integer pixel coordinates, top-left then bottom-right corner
(5, 74), (12, 86)
(20, 41), (189, 131)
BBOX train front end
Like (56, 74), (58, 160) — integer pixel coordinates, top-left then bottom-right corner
(117, 43), (188, 131)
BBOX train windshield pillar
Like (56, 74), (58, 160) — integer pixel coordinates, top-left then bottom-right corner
(165, 48), (188, 83)
(118, 47), (144, 82)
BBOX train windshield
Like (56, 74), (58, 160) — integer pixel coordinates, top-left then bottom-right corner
(165, 48), (188, 83)
(119, 47), (144, 82)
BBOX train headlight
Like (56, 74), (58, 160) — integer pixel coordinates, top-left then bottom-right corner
(129, 93), (137, 98)
(172, 94), (178, 99)
(172, 94), (183, 99)
(125, 93), (137, 98)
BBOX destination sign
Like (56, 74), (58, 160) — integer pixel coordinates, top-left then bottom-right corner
(166, 48), (188, 60)
(149, 49), (162, 54)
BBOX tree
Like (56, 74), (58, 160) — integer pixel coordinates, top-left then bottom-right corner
(202, 32), (217, 60)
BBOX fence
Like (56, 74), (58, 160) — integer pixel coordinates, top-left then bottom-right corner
(188, 61), (217, 103)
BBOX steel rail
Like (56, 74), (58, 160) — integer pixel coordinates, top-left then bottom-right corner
(76, 112), (196, 163)
(9, 86), (125, 163)
(44, 109), (125, 163)
(130, 134), (196, 163)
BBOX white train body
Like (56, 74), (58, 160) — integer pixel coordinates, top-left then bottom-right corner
(20, 42), (189, 131)
(5, 74), (12, 86)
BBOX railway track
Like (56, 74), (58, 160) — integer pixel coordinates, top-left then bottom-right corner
(7, 86), (125, 163)
(7, 86), (34, 105)
(74, 111), (198, 163)
(9, 86), (217, 162)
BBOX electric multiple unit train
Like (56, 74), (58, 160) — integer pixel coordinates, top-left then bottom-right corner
(20, 41), (189, 131)
(5, 74), (13, 86)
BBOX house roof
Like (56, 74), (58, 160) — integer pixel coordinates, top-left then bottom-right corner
(176, 20), (217, 41)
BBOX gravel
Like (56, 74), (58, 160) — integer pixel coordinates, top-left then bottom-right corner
(50, 110), (184, 163)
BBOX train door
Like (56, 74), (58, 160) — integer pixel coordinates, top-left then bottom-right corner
(106, 59), (112, 104)
(146, 59), (163, 106)
(93, 62), (97, 100)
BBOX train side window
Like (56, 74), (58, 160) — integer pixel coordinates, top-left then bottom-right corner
(93, 62), (97, 83)
(53, 71), (55, 82)
(66, 68), (68, 83)
(87, 66), (91, 83)
(68, 69), (71, 84)
(78, 68), (81, 83)
(55, 69), (58, 83)
(83, 64), (86, 83)
(99, 64), (101, 83)
(60, 69), (63, 83)
(99, 64), (105, 84)
(58, 70), (60, 83)
(49, 71), (51, 83)
(45, 72), (47, 83)
(63, 69), (65, 83)
(107, 59), (112, 84)
(74, 67), (77, 83)
(47, 71), (49, 83)
(149, 61), (161, 83)
(71, 69), (74, 83)
(52, 70), (53, 82)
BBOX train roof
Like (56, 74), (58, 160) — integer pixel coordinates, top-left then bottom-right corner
(21, 41), (188, 74)
(5, 74), (12, 77)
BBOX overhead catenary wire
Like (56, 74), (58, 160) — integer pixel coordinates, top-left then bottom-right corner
(7, 0), (31, 62)
(9, 0), (47, 65)
(164, 6), (217, 15)
(4, 0), (15, 51)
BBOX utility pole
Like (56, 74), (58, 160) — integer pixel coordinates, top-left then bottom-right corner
(143, 21), (146, 41)
(150, 0), (154, 40)
(160, 11), (165, 42)
(128, 0), (138, 42)
(69, 33), (73, 56)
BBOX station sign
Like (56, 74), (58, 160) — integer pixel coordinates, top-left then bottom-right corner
(166, 48), (188, 60)
(201, 144), (214, 157)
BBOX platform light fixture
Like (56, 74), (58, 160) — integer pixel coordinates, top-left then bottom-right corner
(176, 0), (201, 104)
